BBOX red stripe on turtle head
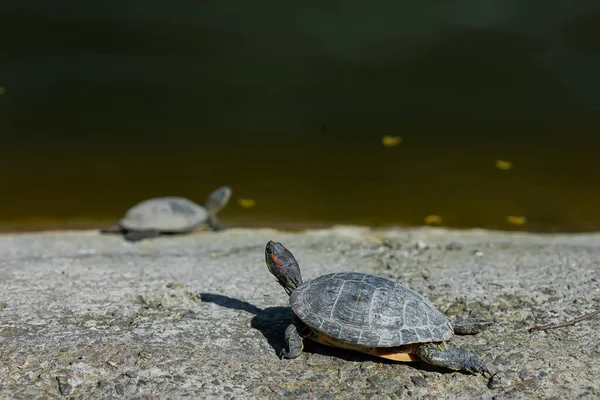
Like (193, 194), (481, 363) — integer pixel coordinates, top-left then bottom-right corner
(271, 253), (284, 270)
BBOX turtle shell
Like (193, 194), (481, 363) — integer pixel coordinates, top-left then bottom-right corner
(290, 272), (453, 347)
(119, 197), (208, 232)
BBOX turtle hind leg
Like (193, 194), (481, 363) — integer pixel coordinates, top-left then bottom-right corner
(417, 342), (488, 375)
(124, 230), (161, 242)
(280, 320), (313, 360)
(452, 318), (492, 335)
(100, 224), (123, 234)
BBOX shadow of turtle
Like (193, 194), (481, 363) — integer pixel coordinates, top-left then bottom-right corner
(197, 292), (425, 367)
(198, 293), (290, 355)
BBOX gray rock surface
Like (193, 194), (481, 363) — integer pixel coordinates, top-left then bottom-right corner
(0, 226), (599, 399)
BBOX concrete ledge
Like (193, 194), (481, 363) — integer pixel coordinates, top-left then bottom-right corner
(1, 227), (599, 399)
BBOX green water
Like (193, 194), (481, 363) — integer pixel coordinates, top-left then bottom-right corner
(1, 1), (600, 232)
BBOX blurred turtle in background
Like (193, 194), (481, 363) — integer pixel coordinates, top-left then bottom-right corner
(101, 186), (232, 242)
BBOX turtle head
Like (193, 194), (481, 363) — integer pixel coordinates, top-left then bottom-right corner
(204, 186), (232, 214)
(265, 241), (303, 296)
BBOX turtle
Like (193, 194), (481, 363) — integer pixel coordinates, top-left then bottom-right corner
(264, 240), (491, 375)
(101, 186), (232, 242)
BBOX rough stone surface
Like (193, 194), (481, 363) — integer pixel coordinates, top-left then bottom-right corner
(0, 226), (599, 399)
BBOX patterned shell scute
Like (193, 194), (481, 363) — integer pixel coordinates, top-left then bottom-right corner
(120, 197), (208, 231)
(290, 272), (453, 347)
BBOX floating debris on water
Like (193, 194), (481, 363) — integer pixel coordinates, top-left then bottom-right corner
(424, 214), (442, 225)
(495, 160), (513, 170)
(238, 198), (256, 208)
(0, 87), (5, 96)
(382, 136), (402, 147)
(506, 215), (526, 225)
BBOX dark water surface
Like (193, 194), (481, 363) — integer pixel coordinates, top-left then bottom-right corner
(1, 1), (600, 232)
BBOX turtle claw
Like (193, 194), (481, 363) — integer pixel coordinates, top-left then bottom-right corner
(460, 354), (489, 376)
(278, 348), (289, 359)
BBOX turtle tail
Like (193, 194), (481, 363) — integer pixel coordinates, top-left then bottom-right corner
(100, 224), (122, 234)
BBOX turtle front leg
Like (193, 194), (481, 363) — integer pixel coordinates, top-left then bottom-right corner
(208, 215), (227, 232)
(417, 342), (488, 375)
(451, 318), (492, 335)
(280, 320), (313, 359)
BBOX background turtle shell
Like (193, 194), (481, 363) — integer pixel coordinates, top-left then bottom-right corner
(119, 197), (208, 232)
(290, 272), (453, 347)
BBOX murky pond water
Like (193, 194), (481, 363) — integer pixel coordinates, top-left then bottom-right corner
(1, 1), (599, 233)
